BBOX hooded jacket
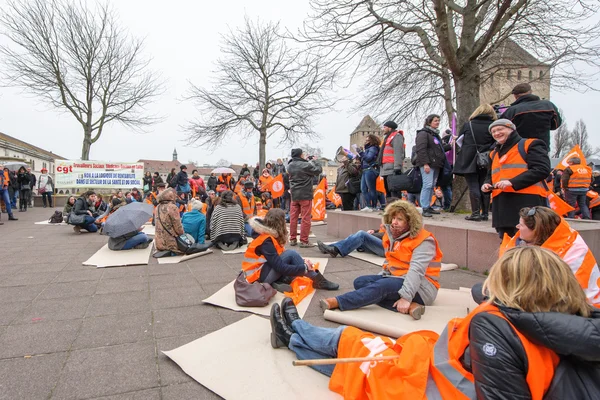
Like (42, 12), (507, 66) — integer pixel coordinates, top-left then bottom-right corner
(453, 115), (496, 175)
(470, 305), (600, 399)
(334, 160), (360, 194)
(287, 157), (323, 201)
(414, 127), (450, 169)
(182, 209), (206, 244)
(155, 189), (185, 253)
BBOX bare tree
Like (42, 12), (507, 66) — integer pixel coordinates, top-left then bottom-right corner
(300, 143), (323, 159)
(570, 120), (600, 159)
(552, 123), (571, 159)
(215, 159), (232, 167)
(184, 18), (335, 172)
(0, 0), (163, 160)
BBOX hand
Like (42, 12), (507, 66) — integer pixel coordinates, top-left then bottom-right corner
(87, 211), (93, 216)
(367, 229), (375, 234)
(494, 180), (513, 190)
(481, 183), (493, 193)
(424, 164), (431, 174)
(305, 260), (315, 271)
(393, 298), (411, 314)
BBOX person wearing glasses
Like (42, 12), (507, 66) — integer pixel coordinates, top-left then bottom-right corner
(481, 119), (551, 238)
(472, 206), (600, 308)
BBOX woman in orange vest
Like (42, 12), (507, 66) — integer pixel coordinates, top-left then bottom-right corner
(216, 173), (234, 193)
(485, 206), (600, 308)
(562, 156), (592, 219)
(320, 200), (442, 320)
(241, 208), (339, 291)
(481, 119), (551, 238)
(270, 246), (600, 399)
(259, 168), (273, 193)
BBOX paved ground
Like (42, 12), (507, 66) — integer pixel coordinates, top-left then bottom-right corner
(0, 207), (485, 400)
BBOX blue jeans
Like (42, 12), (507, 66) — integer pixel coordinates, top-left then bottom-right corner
(0, 188), (13, 215)
(419, 167), (440, 209)
(121, 232), (150, 250)
(441, 185), (452, 210)
(245, 222), (253, 237)
(565, 190), (590, 219)
(78, 215), (98, 232)
(10, 189), (17, 208)
(261, 249), (317, 283)
(361, 169), (378, 208)
(377, 192), (386, 209)
(332, 231), (384, 257)
(336, 275), (424, 311)
(288, 319), (346, 376)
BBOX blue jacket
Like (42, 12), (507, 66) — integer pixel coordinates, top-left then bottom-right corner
(359, 144), (379, 169)
(181, 210), (206, 244)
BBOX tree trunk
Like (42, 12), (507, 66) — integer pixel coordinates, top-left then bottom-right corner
(258, 128), (267, 173)
(451, 66), (482, 212)
(81, 127), (92, 160)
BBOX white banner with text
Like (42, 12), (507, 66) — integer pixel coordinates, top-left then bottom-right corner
(55, 160), (144, 189)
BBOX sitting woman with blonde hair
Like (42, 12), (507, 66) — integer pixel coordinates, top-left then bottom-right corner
(270, 247), (600, 399)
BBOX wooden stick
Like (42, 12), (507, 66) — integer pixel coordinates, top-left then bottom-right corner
(293, 355), (400, 366)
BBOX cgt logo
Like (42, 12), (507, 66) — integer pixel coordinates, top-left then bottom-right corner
(56, 165), (73, 174)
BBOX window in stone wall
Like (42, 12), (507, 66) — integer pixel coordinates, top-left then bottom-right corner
(507, 69), (512, 79)
(529, 70), (533, 80)
(517, 70), (522, 80)
(31, 160), (35, 170)
(490, 73), (494, 84)
(539, 70), (544, 79)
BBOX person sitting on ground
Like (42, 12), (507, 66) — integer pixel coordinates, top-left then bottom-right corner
(210, 190), (246, 250)
(96, 198), (124, 227)
(124, 191), (136, 204)
(63, 196), (76, 221)
(242, 208), (339, 292)
(131, 188), (142, 202)
(270, 247), (600, 399)
(471, 206), (600, 307)
(176, 192), (188, 216)
(320, 200), (443, 320)
(69, 190), (99, 233)
(95, 194), (108, 215)
(108, 227), (153, 251)
(261, 192), (273, 210)
(182, 199), (206, 244)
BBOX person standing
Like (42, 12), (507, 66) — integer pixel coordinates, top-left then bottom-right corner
(287, 148), (323, 247)
(376, 121), (404, 200)
(273, 158), (286, 176)
(152, 172), (163, 192)
(0, 164), (17, 221)
(482, 119), (551, 238)
(143, 171), (152, 194)
(37, 168), (54, 208)
(175, 165), (190, 195)
(562, 157), (592, 219)
(414, 114), (450, 218)
(207, 173), (217, 192)
(166, 168), (177, 188)
(453, 105), (497, 221)
(239, 163), (250, 178)
(16, 166), (32, 212)
(501, 83), (562, 151)
(358, 134), (381, 211)
(334, 153), (360, 211)
(252, 163), (260, 180)
(27, 167), (36, 207)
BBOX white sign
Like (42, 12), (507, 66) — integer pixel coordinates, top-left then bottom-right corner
(55, 160), (144, 189)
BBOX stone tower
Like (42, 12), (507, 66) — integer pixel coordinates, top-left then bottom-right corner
(172, 148), (178, 161)
(349, 115), (382, 148)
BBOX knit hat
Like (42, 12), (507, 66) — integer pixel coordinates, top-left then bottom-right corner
(191, 199), (203, 211)
(488, 119), (516, 133)
(244, 181), (254, 189)
(383, 121), (398, 130)
(291, 148), (303, 158)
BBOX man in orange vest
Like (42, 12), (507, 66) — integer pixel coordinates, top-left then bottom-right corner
(562, 156), (592, 219)
(376, 121), (404, 199)
(238, 181), (257, 236)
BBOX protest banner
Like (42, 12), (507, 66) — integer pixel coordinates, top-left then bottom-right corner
(55, 160), (144, 189)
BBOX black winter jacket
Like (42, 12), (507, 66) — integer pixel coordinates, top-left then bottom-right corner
(175, 171), (188, 188)
(73, 197), (92, 216)
(287, 157), (322, 201)
(453, 115), (495, 175)
(501, 94), (562, 150)
(414, 127), (450, 169)
(207, 176), (217, 191)
(469, 305), (600, 400)
(17, 172), (32, 190)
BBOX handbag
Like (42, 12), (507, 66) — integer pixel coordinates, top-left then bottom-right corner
(157, 207), (196, 253)
(387, 168), (422, 194)
(68, 213), (85, 225)
(234, 271), (277, 307)
(469, 121), (491, 170)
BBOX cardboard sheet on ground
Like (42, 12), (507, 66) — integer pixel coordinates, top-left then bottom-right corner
(203, 258), (328, 317)
(156, 249), (214, 264)
(220, 238), (254, 255)
(83, 244), (153, 268)
(287, 220), (326, 226)
(141, 224), (155, 235)
(324, 288), (470, 337)
(164, 315), (340, 400)
(34, 220), (68, 226)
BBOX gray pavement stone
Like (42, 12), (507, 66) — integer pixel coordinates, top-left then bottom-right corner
(0, 352), (68, 400)
(156, 333), (200, 386)
(149, 272), (200, 291)
(54, 268), (104, 282)
(153, 305), (225, 339)
(161, 382), (221, 400)
(101, 265), (148, 280)
(90, 388), (161, 400)
(52, 341), (159, 399)
(38, 280), (99, 300)
(95, 275), (149, 295)
(19, 262), (68, 273)
(0, 319), (81, 358)
(0, 300), (30, 326)
(148, 263), (191, 276)
(72, 312), (153, 350)
(86, 291), (151, 317)
(0, 271), (59, 287)
(0, 284), (45, 303)
(150, 286), (206, 310)
(189, 264), (238, 285)
(17, 296), (91, 324)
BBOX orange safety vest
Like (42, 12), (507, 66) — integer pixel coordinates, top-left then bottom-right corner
(588, 190), (600, 209)
(566, 164), (592, 189)
(259, 175), (273, 190)
(234, 180), (244, 194)
(239, 194), (256, 217)
(217, 176), (231, 191)
(241, 234), (284, 283)
(381, 130), (403, 164)
(382, 229), (443, 289)
(329, 302), (558, 400)
(500, 218), (600, 308)
(490, 139), (547, 198)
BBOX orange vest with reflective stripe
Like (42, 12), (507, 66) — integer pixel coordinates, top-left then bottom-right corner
(500, 218), (600, 308)
(382, 229), (443, 289)
(381, 131), (403, 164)
(490, 139), (547, 198)
(217, 176), (231, 192)
(566, 164), (592, 189)
(329, 303), (558, 400)
(239, 194), (256, 217)
(241, 234), (284, 283)
(588, 190), (600, 209)
(234, 180), (244, 194)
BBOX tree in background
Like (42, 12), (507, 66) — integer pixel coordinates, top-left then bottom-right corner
(300, 143), (323, 160)
(552, 119), (599, 159)
(0, 0), (163, 160)
(215, 159), (232, 167)
(184, 18), (335, 172)
(552, 123), (571, 159)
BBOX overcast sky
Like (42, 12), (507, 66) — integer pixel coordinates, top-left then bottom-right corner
(0, 0), (598, 165)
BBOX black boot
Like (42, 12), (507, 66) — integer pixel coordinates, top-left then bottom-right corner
(465, 212), (482, 221)
(481, 214), (489, 221)
(8, 214), (18, 220)
(270, 303), (293, 349)
(311, 270), (339, 290)
(317, 241), (339, 258)
(281, 297), (300, 328)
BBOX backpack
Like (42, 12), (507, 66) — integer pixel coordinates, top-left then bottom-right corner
(49, 211), (63, 224)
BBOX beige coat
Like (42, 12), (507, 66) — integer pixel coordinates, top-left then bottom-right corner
(155, 189), (184, 253)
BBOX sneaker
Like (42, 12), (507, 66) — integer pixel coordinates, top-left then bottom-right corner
(73, 226), (81, 234)
(289, 238), (298, 246)
(360, 207), (373, 212)
(299, 241), (316, 248)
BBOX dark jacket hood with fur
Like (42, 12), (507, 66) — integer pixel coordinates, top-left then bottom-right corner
(248, 216), (279, 239)
(381, 200), (423, 239)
